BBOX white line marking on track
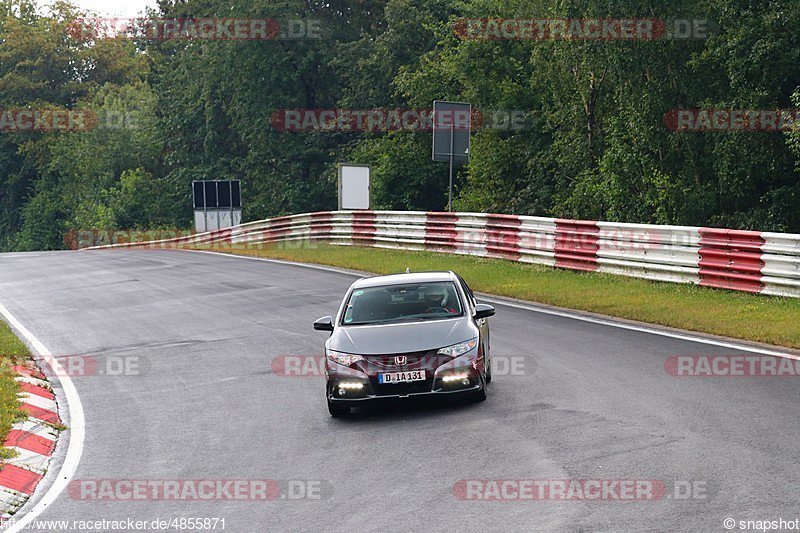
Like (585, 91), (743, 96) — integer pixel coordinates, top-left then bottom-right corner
(476, 296), (796, 358)
(188, 249), (796, 359)
(0, 303), (85, 532)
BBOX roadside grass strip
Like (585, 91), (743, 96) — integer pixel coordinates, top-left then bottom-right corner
(0, 320), (61, 518)
(195, 243), (800, 350)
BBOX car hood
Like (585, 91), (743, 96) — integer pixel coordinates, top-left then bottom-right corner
(329, 317), (476, 355)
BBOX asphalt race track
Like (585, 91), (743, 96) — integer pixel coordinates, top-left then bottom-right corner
(1, 249), (799, 532)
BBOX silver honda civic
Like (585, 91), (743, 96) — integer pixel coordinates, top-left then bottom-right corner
(313, 271), (494, 416)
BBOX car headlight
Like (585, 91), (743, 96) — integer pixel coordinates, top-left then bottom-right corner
(326, 350), (364, 367)
(437, 338), (478, 358)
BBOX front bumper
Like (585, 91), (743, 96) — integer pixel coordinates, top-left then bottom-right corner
(327, 383), (483, 403)
(325, 346), (485, 403)
(327, 365), (483, 402)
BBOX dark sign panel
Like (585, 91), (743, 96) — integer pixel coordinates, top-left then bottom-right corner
(204, 181), (218, 209)
(192, 181), (242, 209)
(231, 181), (241, 208)
(432, 101), (471, 163)
(218, 182), (232, 208)
(193, 182), (205, 209)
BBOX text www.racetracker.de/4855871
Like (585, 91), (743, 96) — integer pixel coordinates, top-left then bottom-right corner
(2, 517), (226, 531)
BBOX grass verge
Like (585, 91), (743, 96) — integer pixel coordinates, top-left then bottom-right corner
(193, 243), (800, 350)
(0, 321), (28, 459)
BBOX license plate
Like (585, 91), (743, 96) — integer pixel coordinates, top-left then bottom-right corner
(378, 370), (426, 384)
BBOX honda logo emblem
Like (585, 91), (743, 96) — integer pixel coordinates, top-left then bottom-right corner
(394, 356), (407, 366)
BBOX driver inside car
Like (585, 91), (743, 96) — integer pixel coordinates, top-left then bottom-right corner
(423, 288), (457, 314)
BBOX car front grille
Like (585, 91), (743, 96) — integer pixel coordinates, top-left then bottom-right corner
(362, 349), (450, 397)
(362, 349), (439, 369)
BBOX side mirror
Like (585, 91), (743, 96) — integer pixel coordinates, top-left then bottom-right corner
(313, 316), (334, 331)
(474, 304), (495, 320)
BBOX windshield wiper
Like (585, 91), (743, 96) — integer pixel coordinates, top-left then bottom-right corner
(346, 314), (458, 326)
(384, 314), (456, 323)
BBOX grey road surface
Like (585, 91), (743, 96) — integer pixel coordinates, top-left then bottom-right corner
(0, 249), (798, 532)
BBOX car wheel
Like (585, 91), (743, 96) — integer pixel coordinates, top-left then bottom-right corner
(328, 400), (351, 417)
(485, 352), (492, 383)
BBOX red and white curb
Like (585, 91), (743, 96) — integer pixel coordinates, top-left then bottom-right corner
(0, 363), (61, 519)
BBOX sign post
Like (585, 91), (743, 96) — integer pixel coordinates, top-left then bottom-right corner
(432, 101), (471, 212)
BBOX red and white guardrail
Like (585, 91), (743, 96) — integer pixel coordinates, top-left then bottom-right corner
(83, 211), (800, 298)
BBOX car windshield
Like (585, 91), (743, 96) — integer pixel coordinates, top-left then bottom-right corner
(342, 281), (463, 325)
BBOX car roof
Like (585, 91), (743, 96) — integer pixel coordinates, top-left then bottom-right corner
(351, 271), (457, 289)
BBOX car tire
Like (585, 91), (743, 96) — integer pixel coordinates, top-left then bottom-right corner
(485, 353), (492, 383)
(328, 400), (351, 417)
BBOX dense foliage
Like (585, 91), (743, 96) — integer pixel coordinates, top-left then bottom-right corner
(1, 0), (799, 250)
